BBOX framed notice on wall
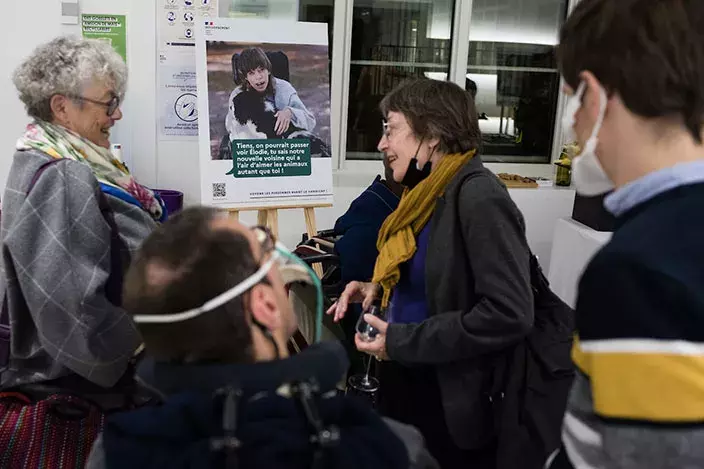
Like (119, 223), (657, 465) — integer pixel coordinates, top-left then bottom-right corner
(195, 18), (333, 209)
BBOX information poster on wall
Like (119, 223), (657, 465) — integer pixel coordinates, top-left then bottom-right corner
(81, 14), (127, 62)
(195, 18), (333, 208)
(157, 0), (218, 139)
(159, 50), (199, 136)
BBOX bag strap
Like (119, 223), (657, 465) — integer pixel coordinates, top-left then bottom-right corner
(96, 186), (128, 306)
(292, 381), (340, 469)
(455, 170), (545, 296)
(211, 387), (243, 469)
(452, 170), (532, 407)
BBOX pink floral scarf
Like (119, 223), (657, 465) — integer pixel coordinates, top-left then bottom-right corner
(17, 121), (164, 221)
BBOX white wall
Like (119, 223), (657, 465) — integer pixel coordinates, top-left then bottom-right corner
(1, 2), (64, 190)
(1, 0), (158, 189)
(1, 0), (575, 272)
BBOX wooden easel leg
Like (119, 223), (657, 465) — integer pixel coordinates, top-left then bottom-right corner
(304, 207), (323, 278)
(269, 210), (279, 239)
(257, 210), (268, 227)
(256, 209), (280, 239)
(303, 207), (317, 240)
(227, 205), (332, 281)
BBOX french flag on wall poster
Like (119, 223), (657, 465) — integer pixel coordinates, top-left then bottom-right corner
(205, 21), (214, 26)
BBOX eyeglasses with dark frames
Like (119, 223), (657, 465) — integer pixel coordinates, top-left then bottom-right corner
(71, 94), (121, 116)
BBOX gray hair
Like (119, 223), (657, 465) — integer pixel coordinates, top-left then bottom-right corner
(13, 36), (128, 121)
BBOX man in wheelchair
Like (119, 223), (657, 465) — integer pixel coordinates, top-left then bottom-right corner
(87, 207), (437, 469)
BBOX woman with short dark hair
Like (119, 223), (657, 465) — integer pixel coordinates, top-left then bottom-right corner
(329, 78), (536, 468)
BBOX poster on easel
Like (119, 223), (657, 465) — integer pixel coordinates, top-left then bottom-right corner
(195, 18), (333, 208)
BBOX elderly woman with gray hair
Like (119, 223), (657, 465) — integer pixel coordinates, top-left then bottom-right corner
(0, 36), (163, 466)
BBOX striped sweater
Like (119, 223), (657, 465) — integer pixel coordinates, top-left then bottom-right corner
(551, 181), (704, 469)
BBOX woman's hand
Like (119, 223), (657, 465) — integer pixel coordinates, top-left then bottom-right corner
(326, 281), (379, 322)
(355, 314), (390, 361)
(274, 108), (293, 135)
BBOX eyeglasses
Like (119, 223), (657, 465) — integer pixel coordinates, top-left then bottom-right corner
(71, 94), (121, 116)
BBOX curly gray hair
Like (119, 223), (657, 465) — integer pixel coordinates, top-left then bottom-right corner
(13, 36), (128, 121)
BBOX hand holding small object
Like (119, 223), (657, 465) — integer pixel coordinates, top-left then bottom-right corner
(355, 313), (389, 361)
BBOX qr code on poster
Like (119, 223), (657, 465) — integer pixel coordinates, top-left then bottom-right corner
(212, 183), (226, 198)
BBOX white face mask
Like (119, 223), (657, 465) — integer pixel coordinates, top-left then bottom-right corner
(562, 81), (614, 196)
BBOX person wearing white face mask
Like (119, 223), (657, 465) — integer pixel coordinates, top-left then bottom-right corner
(547, 1), (704, 468)
(562, 82), (613, 197)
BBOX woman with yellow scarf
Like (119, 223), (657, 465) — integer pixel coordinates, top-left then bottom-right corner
(328, 79), (534, 469)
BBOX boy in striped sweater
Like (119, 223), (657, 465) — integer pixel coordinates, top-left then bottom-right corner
(549, 0), (704, 468)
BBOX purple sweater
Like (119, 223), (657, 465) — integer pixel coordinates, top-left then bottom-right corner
(388, 224), (431, 324)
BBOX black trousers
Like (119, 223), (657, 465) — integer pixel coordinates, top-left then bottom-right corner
(377, 361), (496, 469)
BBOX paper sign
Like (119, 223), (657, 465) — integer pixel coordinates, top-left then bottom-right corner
(81, 14), (127, 62)
(158, 50), (199, 137)
(157, 0), (219, 140)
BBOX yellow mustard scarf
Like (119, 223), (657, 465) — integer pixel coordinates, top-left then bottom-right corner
(373, 150), (476, 308)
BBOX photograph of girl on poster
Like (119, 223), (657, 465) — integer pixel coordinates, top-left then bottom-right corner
(209, 44), (331, 160)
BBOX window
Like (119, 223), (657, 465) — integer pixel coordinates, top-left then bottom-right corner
(342, 0), (569, 164)
(224, 0), (571, 166)
(467, 0), (568, 163)
(345, 0), (455, 161)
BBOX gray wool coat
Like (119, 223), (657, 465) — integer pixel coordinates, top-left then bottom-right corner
(0, 149), (155, 391)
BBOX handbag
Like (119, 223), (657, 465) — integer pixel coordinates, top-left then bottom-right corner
(0, 391), (105, 468)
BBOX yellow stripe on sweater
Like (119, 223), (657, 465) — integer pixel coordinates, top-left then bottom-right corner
(573, 338), (704, 422)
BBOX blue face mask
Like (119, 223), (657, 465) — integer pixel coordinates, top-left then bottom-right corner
(132, 242), (325, 344)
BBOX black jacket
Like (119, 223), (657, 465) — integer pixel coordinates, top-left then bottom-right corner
(334, 175), (401, 284)
(87, 342), (438, 469)
(386, 157), (573, 466)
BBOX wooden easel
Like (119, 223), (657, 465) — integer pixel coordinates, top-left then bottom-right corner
(229, 203), (332, 277)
